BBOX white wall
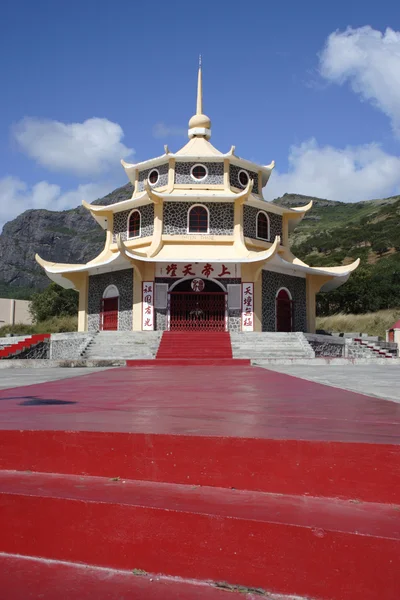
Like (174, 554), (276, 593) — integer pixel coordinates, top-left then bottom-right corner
(0, 298), (33, 326)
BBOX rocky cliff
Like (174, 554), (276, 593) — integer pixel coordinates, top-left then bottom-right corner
(0, 184), (133, 297)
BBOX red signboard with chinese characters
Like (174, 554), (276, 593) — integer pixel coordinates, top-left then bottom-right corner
(242, 283), (254, 332)
(156, 263), (241, 279)
(142, 282), (154, 331)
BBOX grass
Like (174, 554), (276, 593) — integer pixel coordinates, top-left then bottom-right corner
(316, 309), (400, 339)
(0, 315), (78, 337)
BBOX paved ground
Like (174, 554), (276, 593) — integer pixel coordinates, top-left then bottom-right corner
(0, 365), (399, 443)
(0, 368), (112, 390)
(264, 364), (400, 403)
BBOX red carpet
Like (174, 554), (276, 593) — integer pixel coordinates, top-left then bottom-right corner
(0, 366), (399, 599)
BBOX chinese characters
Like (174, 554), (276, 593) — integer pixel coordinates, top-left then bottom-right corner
(242, 282), (254, 331)
(142, 282), (154, 330)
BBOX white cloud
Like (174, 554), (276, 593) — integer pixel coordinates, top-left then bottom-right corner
(319, 26), (400, 135)
(263, 139), (400, 202)
(152, 122), (186, 138)
(12, 117), (134, 177)
(0, 176), (113, 229)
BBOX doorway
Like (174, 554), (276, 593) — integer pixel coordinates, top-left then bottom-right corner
(276, 288), (293, 332)
(101, 285), (119, 331)
(169, 279), (226, 331)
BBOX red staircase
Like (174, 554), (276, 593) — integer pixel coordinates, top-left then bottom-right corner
(0, 430), (399, 599)
(127, 331), (250, 366)
(0, 334), (50, 359)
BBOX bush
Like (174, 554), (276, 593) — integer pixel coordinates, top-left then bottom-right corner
(0, 315), (78, 337)
(29, 283), (78, 323)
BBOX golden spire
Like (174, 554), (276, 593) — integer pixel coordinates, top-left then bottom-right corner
(188, 56), (211, 139)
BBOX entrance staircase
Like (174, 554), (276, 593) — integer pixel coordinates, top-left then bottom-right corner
(82, 331), (162, 360)
(0, 430), (399, 599)
(153, 331), (250, 366)
(231, 332), (315, 362)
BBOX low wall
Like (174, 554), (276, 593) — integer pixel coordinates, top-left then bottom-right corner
(50, 333), (94, 360)
(304, 334), (344, 357)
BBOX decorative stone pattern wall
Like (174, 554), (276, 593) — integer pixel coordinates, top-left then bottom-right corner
(304, 333), (344, 357)
(153, 276), (241, 331)
(243, 205), (282, 241)
(175, 162), (224, 185)
(137, 163), (169, 191)
(88, 269), (133, 331)
(163, 202), (234, 235)
(112, 204), (154, 242)
(262, 270), (307, 332)
(229, 165), (259, 195)
(50, 333), (94, 359)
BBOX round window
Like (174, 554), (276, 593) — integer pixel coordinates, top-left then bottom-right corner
(148, 169), (159, 186)
(191, 164), (208, 181)
(238, 169), (249, 187)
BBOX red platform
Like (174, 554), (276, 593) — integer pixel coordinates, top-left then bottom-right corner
(0, 365), (399, 599)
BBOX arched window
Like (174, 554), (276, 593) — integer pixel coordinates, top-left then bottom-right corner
(127, 210), (141, 238)
(188, 204), (209, 233)
(256, 211), (270, 241)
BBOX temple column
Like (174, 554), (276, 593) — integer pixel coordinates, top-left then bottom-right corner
(306, 275), (331, 333)
(306, 275), (317, 334)
(132, 265), (143, 331)
(78, 273), (88, 332)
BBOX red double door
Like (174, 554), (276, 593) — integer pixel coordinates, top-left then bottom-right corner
(101, 297), (118, 331)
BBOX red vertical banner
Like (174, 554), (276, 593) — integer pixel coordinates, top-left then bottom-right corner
(142, 281), (154, 331)
(242, 283), (254, 332)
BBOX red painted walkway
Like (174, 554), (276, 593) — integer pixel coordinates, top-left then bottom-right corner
(0, 366), (399, 599)
(0, 365), (399, 442)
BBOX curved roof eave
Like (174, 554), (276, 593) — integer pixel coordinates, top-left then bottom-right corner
(270, 254), (360, 278)
(117, 233), (281, 264)
(35, 250), (129, 275)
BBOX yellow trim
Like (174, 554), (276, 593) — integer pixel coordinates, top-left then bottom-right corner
(78, 273), (88, 332)
(148, 201), (164, 257)
(305, 274), (331, 333)
(173, 183), (225, 190)
(167, 158), (175, 192)
(162, 234), (233, 243)
(223, 158), (230, 189)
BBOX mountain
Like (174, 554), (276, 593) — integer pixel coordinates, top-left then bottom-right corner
(0, 184), (133, 298)
(0, 186), (399, 315)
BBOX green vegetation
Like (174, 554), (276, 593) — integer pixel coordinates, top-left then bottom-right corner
(29, 283), (78, 323)
(0, 282), (35, 300)
(278, 195), (400, 315)
(0, 315), (78, 337)
(316, 309), (400, 339)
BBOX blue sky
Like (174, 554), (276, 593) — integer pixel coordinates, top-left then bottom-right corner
(1, 0), (400, 228)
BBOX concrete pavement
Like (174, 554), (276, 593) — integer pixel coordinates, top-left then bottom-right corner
(263, 364), (400, 403)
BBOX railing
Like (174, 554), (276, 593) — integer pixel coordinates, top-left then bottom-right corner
(0, 334), (51, 359)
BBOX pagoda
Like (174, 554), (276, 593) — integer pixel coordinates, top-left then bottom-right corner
(36, 64), (359, 333)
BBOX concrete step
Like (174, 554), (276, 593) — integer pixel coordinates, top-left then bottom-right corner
(0, 470), (398, 600)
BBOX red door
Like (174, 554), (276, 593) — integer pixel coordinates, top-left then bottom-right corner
(276, 289), (293, 332)
(101, 297), (118, 331)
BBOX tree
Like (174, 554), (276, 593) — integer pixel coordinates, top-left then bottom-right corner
(29, 283), (78, 323)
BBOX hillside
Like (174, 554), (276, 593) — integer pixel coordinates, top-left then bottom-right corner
(0, 186), (399, 316)
(274, 193), (400, 314)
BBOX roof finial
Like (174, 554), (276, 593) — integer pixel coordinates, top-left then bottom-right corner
(188, 56), (211, 139)
(196, 55), (203, 115)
